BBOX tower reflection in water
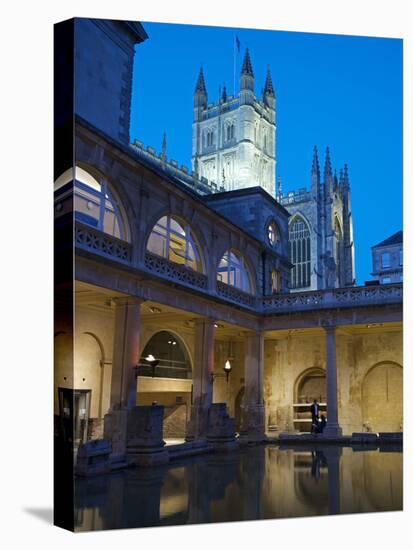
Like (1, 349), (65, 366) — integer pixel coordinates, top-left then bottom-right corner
(74, 446), (402, 531)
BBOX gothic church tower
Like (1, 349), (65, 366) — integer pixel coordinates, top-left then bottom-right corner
(192, 50), (276, 196)
(281, 146), (355, 291)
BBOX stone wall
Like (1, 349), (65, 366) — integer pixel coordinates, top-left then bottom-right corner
(74, 19), (146, 144)
(87, 418), (104, 440)
(163, 404), (189, 438)
(263, 328), (403, 434)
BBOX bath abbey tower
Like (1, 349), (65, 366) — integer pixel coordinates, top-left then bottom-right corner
(192, 49), (276, 196)
(191, 49), (355, 291)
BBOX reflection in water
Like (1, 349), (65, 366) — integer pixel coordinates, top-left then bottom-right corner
(74, 446), (403, 531)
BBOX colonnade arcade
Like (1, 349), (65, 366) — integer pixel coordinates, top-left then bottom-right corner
(54, 279), (403, 447)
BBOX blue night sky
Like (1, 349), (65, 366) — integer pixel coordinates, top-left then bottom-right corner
(130, 22), (403, 285)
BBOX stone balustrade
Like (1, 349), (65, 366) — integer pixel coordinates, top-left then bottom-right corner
(217, 280), (257, 309)
(74, 225), (402, 315)
(144, 251), (208, 290)
(262, 284), (402, 313)
(75, 222), (132, 263)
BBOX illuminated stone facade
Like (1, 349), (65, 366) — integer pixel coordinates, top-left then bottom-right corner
(54, 19), (403, 458)
(192, 51), (276, 196)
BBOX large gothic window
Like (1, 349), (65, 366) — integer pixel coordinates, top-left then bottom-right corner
(54, 166), (129, 241)
(289, 216), (311, 289)
(147, 215), (203, 272)
(217, 249), (253, 293)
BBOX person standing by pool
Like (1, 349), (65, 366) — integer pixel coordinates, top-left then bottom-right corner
(310, 399), (319, 434)
(319, 414), (327, 433)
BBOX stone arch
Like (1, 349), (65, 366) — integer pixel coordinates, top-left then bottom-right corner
(288, 211), (313, 234)
(140, 328), (194, 375)
(215, 247), (257, 294)
(138, 329), (194, 438)
(83, 331), (106, 361)
(144, 211), (207, 274)
(74, 331), (105, 419)
(78, 162), (133, 242)
(361, 361), (403, 432)
(294, 367), (326, 404)
(139, 329), (193, 382)
(55, 163), (133, 243)
(80, 160), (138, 240)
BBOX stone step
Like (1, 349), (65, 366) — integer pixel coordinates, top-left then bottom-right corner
(168, 441), (211, 460)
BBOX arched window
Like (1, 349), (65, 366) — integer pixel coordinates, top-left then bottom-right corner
(226, 123), (235, 141)
(54, 166), (128, 240)
(217, 249), (253, 293)
(271, 270), (280, 293)
(334, 218), (343, 286)
(267, 221), (280, 248)
(147, 215), (203, 272)
(206, 129), (214, 147)
(140, 331), (192, 380)
(289, 216), (311, 289)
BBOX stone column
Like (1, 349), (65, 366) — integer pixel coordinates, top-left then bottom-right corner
(186, 318), (215, 441)
(240, 331), (266, 442)
(323, 326), (342, 436)
(110, 297), (144, 409)
(104, 296), (144, 457)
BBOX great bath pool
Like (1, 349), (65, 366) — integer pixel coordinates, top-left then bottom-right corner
(74, 444), (402, 531)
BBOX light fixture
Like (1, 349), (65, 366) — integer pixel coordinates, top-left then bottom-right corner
(211, 358), (232, 384)
(134, 354), (160, 378)
(224, 359), (232, 382)
(145, 354), (160, 377)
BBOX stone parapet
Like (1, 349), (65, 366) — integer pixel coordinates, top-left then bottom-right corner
(262, 284), (402, 314)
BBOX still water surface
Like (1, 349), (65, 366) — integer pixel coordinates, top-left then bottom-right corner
(74, 445), (402, 531)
